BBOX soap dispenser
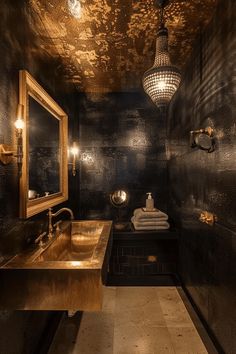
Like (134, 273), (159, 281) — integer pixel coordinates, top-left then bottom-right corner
(146, 192), (154, 210)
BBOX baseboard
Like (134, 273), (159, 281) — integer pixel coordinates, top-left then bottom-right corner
(180, 282), (225, 354)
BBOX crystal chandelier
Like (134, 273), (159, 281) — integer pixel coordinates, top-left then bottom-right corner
(143, 0), (181, 106)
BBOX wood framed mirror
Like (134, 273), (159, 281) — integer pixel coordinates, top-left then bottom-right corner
(19, 70), (68, 218)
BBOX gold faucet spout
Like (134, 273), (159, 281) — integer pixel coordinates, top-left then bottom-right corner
(51, 208), (74, 220)
(48, 207), (74, 238)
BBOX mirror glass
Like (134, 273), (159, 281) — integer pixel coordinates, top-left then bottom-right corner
(28, 96), (60, 199)
(19, 70), (68, 218)
(110, 189), (130, 231)
(196, 133), (212, 150)
(110, 190), (129, 208)
(195, 133), (215, 152)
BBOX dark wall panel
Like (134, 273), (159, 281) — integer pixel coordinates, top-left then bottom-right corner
(168, 0), (236, 352)
(0, 0), (76, 258)
(0, 1), (75, 352)
(77, 92), (168, 220)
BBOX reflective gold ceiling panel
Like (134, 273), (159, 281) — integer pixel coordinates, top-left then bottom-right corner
(29, 0), (218, 92)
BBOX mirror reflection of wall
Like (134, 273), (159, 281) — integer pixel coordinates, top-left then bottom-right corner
(28, 96), (60, 199)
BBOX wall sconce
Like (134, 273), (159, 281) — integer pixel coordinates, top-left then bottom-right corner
(15, 104), (24, 166)
(69, 141), (79, 176)
(190, 126), (215, 153)
(0, 104), (25, 166)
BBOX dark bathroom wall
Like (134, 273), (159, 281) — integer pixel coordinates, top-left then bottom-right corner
(77, 92), (168, 221)
(167, 0), (236, 353)
(0, 0), (76, 258)
(0, 1), (76, 352)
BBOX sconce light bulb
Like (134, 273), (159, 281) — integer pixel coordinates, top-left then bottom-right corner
(71, 143), (79, 156)
(70, 142), (79, 177)
(14, 117), (25, 130)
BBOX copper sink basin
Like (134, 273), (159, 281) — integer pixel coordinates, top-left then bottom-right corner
(0, 220), (112, 311)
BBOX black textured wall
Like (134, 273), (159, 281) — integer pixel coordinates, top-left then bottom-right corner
(0, 0), (76, 258)
(167, 0), (236, 353)
(77, 92), (168, 221)
(0, 1), (75, 352)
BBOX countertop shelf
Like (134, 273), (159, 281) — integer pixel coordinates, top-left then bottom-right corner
(113, 224), (179, 241)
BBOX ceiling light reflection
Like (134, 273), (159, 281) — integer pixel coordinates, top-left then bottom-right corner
(68, 0), (82, 19)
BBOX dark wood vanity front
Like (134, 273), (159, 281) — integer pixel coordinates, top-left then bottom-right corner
(108, 226), (179, 286)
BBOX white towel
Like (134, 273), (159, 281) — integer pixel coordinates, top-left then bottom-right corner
(133, 208), (168, 221)
(131, 216), (168, 227)
(132, 220), (170, 231)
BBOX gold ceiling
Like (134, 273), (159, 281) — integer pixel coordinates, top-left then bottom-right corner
(29, 0), (218, 92)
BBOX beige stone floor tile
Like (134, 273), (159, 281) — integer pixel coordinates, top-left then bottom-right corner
(168, 327), (208, 354)
(115, 287), (166, 327)
(49, 286), (212, 354)
(116, 287), (159, 311)
(114, 302), (167, 328)
(156, 287), (194, 327)
(114, 325), (175, 354)
(115, 303), (166, 327)
(72, 312), (114, 354)
(102, 286), (116, 314)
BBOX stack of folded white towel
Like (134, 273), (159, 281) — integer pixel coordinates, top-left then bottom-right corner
(131, 208), (170, 230)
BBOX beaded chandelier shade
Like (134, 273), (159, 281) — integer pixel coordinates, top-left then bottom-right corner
(143, 2), (181, 106)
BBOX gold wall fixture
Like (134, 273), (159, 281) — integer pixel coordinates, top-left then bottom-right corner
(190, 126), (214, 137)
(0, 104), (25, 166)
(69, 141), (79, 176)
(199, 211), (218, 226)
(14, 104), (25, 167)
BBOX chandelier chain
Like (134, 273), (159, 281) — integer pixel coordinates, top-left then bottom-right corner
(160, 6), (165, 28)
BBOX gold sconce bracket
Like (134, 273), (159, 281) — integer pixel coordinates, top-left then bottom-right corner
(190, 126), (214, 137)
(0, 144), (15, 164)
(199, 211), (218, 226)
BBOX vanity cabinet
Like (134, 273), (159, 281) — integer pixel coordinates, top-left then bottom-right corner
(107, 225), (179, 285)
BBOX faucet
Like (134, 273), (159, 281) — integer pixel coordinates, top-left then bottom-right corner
(48, 207), (74, 238)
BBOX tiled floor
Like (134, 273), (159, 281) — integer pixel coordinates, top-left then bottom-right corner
(49, 287), (217, 354)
